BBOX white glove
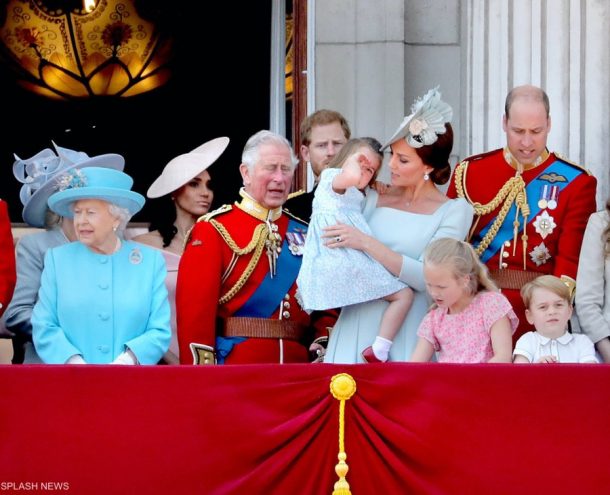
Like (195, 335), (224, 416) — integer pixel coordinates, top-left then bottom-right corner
(66, 354), (86, 365)
(111, 351), (137, 365)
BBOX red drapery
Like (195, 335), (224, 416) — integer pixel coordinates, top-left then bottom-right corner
(1, 363), (609, 494)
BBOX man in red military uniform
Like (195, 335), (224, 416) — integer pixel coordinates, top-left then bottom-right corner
(176, 130), (335, 364)
(0, 199), (16, 318)
(448, 85), (597, 341)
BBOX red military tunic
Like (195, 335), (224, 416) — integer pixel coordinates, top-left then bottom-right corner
(447, 148), (597, 341)
(176, 194), (334, 364)
(0, 200), (16, 318)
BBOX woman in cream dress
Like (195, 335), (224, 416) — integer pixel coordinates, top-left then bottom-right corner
(575, 201), (610, 362)
(134, 137), (229, 363)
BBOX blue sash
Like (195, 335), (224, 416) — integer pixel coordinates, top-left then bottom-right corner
(476, 158), (582, 263)
(234, 218), (304, 317)
(216, 219), (304, 363)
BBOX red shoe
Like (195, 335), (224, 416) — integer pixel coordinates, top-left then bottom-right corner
(361, 346), (383, 363)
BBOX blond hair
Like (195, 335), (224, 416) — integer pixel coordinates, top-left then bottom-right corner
(424, 237), (498, 295)
(520, 275), (570, 309)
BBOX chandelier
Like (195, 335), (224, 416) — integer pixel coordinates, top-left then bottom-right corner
(0, 0), (172, 99)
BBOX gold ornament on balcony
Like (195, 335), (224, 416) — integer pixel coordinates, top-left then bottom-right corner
(0, 0), (172, 99)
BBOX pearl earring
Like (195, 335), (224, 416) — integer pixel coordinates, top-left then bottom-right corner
(424, 173), (430, 181)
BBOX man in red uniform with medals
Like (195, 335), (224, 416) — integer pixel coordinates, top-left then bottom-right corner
(176, 130), (335, 364)
(0, 199), (16, 318)
(448, 85), (597, 341)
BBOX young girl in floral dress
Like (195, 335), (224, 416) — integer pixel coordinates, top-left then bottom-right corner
(297, 137), (413, 362)
(411, 237), (517, 363)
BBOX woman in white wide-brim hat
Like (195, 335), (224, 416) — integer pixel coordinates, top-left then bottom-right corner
(5, 143), (124, 364)
(31, 166), (171, 365)
(133, 137), (229, 364)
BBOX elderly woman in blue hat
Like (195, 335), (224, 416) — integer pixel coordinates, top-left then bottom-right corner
(6, 144), (124, 363)
(31, 166), (171, 364)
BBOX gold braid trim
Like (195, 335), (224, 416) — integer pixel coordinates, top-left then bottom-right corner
(209, 220), (268, 305)
(454, 161), (527, 257)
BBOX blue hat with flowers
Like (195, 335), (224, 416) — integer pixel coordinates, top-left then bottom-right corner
(13, 143), (124, 227)
(48, 167), (145, 218)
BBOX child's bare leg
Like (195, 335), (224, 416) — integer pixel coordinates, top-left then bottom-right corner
(367, 287), (413, 362)
(380, 287), (413, 341)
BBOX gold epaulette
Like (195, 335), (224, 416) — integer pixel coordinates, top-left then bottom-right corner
(198, 204), (232, 223)
(552, 152), (593, 175)
(287, 189), (306, 200)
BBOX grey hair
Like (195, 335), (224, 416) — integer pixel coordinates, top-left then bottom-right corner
(107, 203), (131, 237)
(70, 200), (131, 237)
(241, 130), (298, 172)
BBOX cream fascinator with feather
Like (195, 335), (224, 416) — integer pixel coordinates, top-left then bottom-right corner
(382, 87), (453, 150)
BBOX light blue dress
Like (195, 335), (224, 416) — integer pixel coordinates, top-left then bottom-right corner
(297, 168), (406, 311)
(32, 240), (171, 364)
(324, 192), (474, 363)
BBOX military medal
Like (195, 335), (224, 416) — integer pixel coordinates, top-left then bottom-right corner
(537, 184), (549, 210)
(286, 230), (306, 256)
(129, 248), (142, 265)
(547, 185), (559, 210)
(533, 210), (556, 239)
(529, 242), (551, 266)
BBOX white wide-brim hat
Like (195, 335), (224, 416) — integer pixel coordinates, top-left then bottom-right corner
(48, 167), (145, 218)
(381, 87), (453, 150)
(13, 143), (125, 227)
(146, 137), (230, 198)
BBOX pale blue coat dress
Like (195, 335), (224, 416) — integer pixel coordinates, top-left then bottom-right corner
(324, 191), (473, 363)
(32, 240), (171, 364)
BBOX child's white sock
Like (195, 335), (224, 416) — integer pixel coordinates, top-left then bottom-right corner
(372, 336), (393, 362)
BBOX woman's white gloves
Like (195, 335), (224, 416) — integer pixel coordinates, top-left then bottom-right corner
(111, 351), (137, 365)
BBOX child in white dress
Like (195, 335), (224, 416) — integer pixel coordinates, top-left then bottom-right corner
(297, 138), (413, 362)
(411, 237), (517, 363)
(513, 275), (597, 363)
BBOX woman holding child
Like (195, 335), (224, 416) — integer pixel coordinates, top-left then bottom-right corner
(322, 88), (473, 363)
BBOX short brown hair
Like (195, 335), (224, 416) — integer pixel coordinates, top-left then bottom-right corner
(520, 275), (570, 309)
(300, 109), (351, 146)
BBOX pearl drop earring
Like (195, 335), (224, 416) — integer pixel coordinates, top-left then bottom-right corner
(424, 173), (430, 181)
